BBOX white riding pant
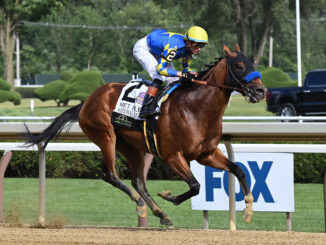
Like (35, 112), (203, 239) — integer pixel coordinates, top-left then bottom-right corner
(133, 36), (179, 84)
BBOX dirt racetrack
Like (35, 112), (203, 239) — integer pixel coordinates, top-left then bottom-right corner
(0, 226), (325, 245)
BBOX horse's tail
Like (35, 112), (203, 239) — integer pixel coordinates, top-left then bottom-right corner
(24, 103), (84, 151)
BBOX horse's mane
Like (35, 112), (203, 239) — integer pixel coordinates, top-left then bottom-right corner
(197, 57), (223, 80)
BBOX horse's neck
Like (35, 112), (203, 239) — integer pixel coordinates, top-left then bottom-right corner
(177, 81), (230, 128)
(205, 59), (232, 111)
(197, 59), (232, 121)
(170, 59), (231, 128)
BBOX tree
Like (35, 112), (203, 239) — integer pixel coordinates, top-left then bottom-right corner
(9, 0), (326, 80)
(34, 80), (68, 107)
(198, 0), (290, 67)
(0, 0), (66, 88)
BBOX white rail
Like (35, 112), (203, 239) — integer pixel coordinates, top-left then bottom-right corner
(223, 116), (326, 121)
(0, 116), (54, 121)
(1, 142), (326, 153)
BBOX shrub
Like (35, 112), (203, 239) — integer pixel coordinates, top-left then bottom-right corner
(34, 80), (68, 106)
(68, 92), (89, 102)
(5, 151), (103, 178)
(59, 70), (105, 103)
(60, 70), (77, 82)
(0, 78), (11, 91)
(0, 90), (21, 105)
(0, 78), (21, 105)
(4, 150), (326, 183)
(294, 153), (326, 183)
(261, 67), (297, 88)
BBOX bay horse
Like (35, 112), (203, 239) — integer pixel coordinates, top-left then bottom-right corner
(25, 45), (266, 226)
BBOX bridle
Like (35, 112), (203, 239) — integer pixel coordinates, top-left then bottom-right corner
(193, 54), (262, 96)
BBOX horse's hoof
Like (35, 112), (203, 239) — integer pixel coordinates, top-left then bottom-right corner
(157, 190), (172, 200)
(243, 193), (253, 223)
(243, 207), (253, 223)
(160, 216), (173, 226)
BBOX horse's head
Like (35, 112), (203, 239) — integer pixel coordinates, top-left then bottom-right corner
(223, 44), (266, 103)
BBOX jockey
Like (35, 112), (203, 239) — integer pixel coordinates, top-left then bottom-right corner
(133, 26), (208, 119)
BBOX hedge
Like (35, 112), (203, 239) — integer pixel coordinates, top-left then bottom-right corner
(261, 67), (297, 88)
(60, 70), (105, 102)
(3, 151), (326, 183)
(34, 80), (68, 106)
(0, 90), (21, 105)
(0, 78), (11, 91)
(0, 78), (21, 105)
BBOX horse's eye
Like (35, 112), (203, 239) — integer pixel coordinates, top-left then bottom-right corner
(235, 62), (245, 72)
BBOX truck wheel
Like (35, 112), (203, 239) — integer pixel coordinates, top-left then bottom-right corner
(277, 103), (297, 122)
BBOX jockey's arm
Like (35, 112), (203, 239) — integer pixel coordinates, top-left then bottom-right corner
(157, 56), (195, 78)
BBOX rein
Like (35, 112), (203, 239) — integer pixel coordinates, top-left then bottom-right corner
(191, 79), (245, 93)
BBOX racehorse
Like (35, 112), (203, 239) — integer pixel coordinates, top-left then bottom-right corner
(25, 44), (266, 226)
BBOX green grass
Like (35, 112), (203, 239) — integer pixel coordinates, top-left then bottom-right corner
(0, 99), (80, 117)
(0, 95), (272, 117)
(224, 94), (273, 116)
(3, 178), (324, 232)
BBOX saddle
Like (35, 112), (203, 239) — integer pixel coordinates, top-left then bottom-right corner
(111, 79), (181, 156)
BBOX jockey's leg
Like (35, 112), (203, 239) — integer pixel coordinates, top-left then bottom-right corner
(139, 78), (163, 119)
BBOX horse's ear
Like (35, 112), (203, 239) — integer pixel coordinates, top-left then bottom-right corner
(224, 45), (232, 56)
(235, 44), (241, 52)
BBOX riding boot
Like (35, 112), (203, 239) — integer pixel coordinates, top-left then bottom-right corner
(139, 79), (163, 119)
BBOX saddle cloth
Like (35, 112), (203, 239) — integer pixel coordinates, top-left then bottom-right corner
(111, 79), (180, 157)
(111, 79), (180, 131)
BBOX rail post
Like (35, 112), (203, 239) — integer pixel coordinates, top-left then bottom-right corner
(0, 151), (12, 223)
(203, 210), (209, 229)
(286, 212), (292, 231)
(324, 172), (326, 233)
(37, 143), (46, 226)
(225, 141), (236, 230)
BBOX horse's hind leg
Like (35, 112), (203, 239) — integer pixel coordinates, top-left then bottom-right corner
(100, 139), (146, 218)
(197, 148), (253, 223)
(116, 141), (173, 226)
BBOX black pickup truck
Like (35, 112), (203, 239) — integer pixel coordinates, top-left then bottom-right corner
(266, 69), (326, 116)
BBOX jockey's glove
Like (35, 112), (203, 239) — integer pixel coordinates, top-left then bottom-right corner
(181, 71), (196, 82)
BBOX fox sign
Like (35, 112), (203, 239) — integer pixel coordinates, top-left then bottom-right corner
(190, 153), (294, 212)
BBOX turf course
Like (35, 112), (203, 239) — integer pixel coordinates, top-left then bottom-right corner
(3, 178), (324, 232)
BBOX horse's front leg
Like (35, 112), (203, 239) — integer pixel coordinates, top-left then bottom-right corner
(197, 148), (253, 224)
(158, 152), (200, 205)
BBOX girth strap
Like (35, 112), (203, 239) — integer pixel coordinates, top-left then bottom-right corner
(143, 120), (161, 157)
